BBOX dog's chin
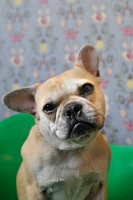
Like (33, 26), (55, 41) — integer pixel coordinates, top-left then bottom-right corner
(58, 129), (98, 151)
(69, 122), (97, 139)
(62, 122), (103, 147)
(55, 122), (101, 150)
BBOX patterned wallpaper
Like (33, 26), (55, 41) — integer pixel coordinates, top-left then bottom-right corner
(0, 0), (133, 145)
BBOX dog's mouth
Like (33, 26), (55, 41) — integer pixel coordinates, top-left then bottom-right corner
(69, 122), (100, 139)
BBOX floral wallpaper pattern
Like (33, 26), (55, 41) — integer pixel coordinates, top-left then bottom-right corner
(0, 0), (133, 145)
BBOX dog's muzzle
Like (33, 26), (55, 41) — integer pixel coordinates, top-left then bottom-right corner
(63, 102), (100, 139)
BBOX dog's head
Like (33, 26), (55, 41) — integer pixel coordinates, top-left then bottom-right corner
(2, 44), (106, 150)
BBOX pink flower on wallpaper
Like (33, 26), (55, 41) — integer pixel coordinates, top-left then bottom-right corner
(92, 12), (106, 23)
(120, 27), (133, 37)
(63, 30), (78, 39)
(120, 108), (128, 118)
(5, 111), (11, 118)
(123, 121), (133, 132)
(10, 55), (24, 67)
(33, 70), (39, 80)
(122, 50), (133, 62)
(100, 80), (109, 89)
(37, 16), (51, 27)
(116, 16), (123, 25)
(65, 53), (77, 64)
(39, 0), (48, 3)
(10, 34), (24, 43)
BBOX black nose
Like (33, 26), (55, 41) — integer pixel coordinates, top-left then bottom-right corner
(66, 103), (82, 119)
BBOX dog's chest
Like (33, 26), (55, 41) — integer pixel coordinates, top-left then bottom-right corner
(45, 172), (100, 200)
(34, 152), (101, 200)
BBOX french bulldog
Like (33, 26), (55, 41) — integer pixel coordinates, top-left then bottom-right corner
(2, 44), (111, 200)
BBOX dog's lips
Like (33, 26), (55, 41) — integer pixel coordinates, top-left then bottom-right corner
(69, 122), (97, 138)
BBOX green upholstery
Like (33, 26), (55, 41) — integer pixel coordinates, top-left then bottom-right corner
(0, 114), (35, 200)
(0, 114), (133, 200)
(108, 145), (133, 200)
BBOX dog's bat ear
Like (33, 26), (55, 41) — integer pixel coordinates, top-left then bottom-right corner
(2, 83), (40, 116)
(75, 44), (100, 77)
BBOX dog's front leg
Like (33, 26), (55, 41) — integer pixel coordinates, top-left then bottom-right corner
(26, 182), (48, 200)
(94, 183), (107, 200)
(85, 183), (107, 200)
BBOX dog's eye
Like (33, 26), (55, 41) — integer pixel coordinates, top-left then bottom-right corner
(80, 83), (94, 97)
(43, 103), (57, 114)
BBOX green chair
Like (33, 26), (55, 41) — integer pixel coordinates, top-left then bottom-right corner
(0, 114), (133, 200)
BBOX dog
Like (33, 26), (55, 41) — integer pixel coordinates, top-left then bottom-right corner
(2, 44), (111, 200)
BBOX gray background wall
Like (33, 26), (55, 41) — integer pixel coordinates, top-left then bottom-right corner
(0, 0), (133, 145)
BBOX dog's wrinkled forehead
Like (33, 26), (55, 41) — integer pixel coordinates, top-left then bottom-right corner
(36, 68), (96, 105)
(44, 79), (89, 99)
(36, 79), (87, 106)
